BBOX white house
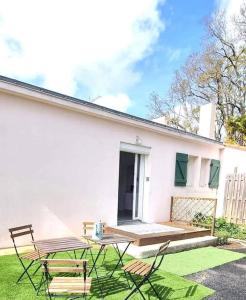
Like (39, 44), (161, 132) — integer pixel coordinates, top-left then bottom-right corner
(0, 75), (245, 248)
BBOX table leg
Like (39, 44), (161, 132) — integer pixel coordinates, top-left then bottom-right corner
(88, 247), (104, 299)
(113, 244), (124, 266)
(88, 245), (105, 276)
(108, 242), (132, 278)
(80, 248), (86, 259)
(36, 253), (51, 295)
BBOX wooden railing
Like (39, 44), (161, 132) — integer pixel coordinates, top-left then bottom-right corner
(170, 196), (217, 235)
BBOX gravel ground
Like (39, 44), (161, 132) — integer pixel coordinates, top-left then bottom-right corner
(186, 247), (246, 300)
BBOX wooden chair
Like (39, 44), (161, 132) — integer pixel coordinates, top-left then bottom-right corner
(9, 224), (46, 291)
(122, 240), (170, 300)
(82, 221), (108, 262)
(82, 221), (107, 236)
(41, 259), (92, 299)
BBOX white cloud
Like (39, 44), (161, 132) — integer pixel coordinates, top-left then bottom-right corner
(0, 0), (164, 112)
(219, 0), (244, 17)
(94, 94), (132, 112)
(216, 0), (245, 44)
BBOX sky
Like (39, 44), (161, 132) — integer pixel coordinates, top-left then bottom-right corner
(0, 0), (243, 118)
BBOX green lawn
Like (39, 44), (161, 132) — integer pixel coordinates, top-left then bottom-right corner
(0, 247), (217, 300)
(144, 246), (246, 276)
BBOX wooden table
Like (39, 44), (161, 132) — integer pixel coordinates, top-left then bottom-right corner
(33, 236), (91, 258)
(84, 234), (135, 277)
(32, 236), (91, 295)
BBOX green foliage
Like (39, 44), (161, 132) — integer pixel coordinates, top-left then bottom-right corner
(216, 230), (230, 245)
(214, 217), (246, 240)
(226, 115), (246, 146)
(192, 212), (213, 228)
(191, 214), (246, 241)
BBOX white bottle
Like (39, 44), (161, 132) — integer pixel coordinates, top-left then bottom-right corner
(92, 223), (99, 240)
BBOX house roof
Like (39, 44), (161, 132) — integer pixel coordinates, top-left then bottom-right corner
(0, 74), (223, 146)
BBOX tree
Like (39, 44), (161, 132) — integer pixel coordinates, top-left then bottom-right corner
(226, 115), (246, 145)
(149, 1), (246, 143)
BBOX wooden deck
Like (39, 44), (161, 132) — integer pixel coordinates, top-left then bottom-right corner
(106, 222), (211, 246)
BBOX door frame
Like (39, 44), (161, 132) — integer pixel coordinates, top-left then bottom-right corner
(119, 142), (151, 222)
(132, 153), (145, 220)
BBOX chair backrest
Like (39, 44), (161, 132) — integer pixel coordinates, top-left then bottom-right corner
(9, 224), (35, 255)
(41, 259), (89, 296)
(41, 259), (88, 274)
(151, 240), (170, 271)
(82, 221), (106, 235)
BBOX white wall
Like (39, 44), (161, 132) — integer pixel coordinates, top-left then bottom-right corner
(0, 92), (221, 248)
(217, 146), (246, 216)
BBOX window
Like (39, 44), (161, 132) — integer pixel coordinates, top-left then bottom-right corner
(174, 153), (198, 187)
(199, 158), (210, 187)
(186, 155), (198, 187)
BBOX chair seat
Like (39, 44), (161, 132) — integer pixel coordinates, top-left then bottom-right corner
(48, 277), (92, 294)
(122, 259), (152, 276)
(21, 250), (46, 260)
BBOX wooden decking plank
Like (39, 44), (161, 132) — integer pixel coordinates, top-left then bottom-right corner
(107, 222), (210, 246)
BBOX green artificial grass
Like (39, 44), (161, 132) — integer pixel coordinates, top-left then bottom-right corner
(0, 247), (214, 299)
(144, 246), (246, 276)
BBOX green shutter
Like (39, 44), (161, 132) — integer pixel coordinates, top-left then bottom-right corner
(209, 159), (220, 188)
(175, 153), (188, 186)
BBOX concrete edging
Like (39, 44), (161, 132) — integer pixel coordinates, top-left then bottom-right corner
(119, 236), (218, 258)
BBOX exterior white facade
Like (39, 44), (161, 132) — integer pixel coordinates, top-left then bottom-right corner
(0, 76), (245, 248)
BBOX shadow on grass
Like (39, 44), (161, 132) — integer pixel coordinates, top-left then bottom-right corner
(1, 249), (211, 300)
(89, 272), (200, 300)
(146, 283), (198, 299)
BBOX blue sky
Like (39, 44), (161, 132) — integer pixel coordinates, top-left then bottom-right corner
(0, 0), (235, 118)
(128, 0), (217, 117)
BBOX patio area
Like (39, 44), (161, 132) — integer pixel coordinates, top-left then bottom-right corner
(107, 222), (211, 246)
(0, 242), (245, 299)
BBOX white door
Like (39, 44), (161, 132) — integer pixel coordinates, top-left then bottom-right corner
(132, 154), (145, 220)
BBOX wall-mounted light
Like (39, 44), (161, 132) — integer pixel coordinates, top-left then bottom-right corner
(136, 135), (142, 145)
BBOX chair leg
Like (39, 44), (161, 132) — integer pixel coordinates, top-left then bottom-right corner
(34, 253), (51, 276)
(17, 259), (37, 290)
(36, 273), (47, 295)
(32, 261), (42, 276)
(17, 260), (34, 283)
(147, 278), (162, 300)
(125, 273), (147, 300)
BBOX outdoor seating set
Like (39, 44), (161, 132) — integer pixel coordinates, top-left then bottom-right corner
(9, 223), (170, 299)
